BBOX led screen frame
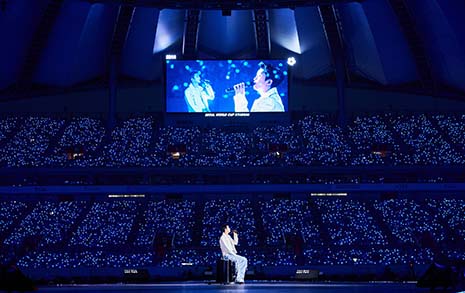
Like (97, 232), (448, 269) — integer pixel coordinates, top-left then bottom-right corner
(165, 59), (289, 114)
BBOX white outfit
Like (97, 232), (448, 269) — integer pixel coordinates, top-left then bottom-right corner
(184, 83), (215, 112)
(219, 233), (248, 283)
(233, 87), (284, 112)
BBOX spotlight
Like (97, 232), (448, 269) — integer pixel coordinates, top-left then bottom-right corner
(287, 57), (296, 66)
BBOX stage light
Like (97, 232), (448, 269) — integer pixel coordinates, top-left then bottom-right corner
(166, 54), (177, 60)
(287, 57), (296, 66)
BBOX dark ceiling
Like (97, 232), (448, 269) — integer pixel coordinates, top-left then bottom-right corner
(0, 0), (464, 100)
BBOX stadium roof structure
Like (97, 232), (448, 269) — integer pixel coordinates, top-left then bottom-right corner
(88, 0), (364, 9)
(0, 0), (464, 101)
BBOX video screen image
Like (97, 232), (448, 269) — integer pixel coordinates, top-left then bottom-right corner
(165, 60), (288, 113)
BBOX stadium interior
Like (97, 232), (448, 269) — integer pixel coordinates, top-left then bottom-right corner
(1, 0), (465, 292)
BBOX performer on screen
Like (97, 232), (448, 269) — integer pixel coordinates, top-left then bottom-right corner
(233, 62), (285, 112)
(184, 70), (215, 112)
(219, 224), (248, 284)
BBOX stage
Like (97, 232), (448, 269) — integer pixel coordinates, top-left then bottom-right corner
(34, 282), (434, 293)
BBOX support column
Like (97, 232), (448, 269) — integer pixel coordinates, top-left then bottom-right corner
(319, 4), (347, 128)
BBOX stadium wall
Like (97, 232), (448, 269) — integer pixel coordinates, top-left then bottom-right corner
(0, 82), (464, 114)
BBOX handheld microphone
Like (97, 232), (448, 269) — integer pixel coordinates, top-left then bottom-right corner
(200, 79), (210, 87)
(224, 81), (254, 93)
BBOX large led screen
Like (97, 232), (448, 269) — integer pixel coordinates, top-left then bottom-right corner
(165, 60), (289, 113)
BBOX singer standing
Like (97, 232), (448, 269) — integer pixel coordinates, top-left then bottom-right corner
(184, 70), (215, 112)
(219, 224), (248, 284)
(233, 62), (284, 112)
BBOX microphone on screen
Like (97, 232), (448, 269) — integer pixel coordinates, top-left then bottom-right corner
(200, 79), (211, 88)
(224, 80), (254, 93)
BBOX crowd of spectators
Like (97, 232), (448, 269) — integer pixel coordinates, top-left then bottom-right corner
(0, 114), (464, 168)
(0, 117), (19, 143)
(254, 125), (301, 151)
(102, 117), (153, 167)
(14, 246), (442, 269)
(70, 201), (137, 248)
(160, 249), (219, 268)
(298, 115), (352, 166)
(201, 199), (258, 247)
(196, 128), (253, 167)
(46, 117), (106, 167)
(373, 199), (446, 245)
(4, 201), (86, 247)
(389, 114), (464, 165)
(260, 199), (319, 246)
(425, 198), (465, 240)
(18, 251), (153, 269)
(314, 199), (388, 246)
(0, 117), (64, 167)
(150, 126), (201, 167)
(0, 200), (29, 235)
(348, 114), (400, 166)
(155, 126), (201, 153)
(160, 248), (297, 267)
(135, 200), (196, 247)
(0, 197), (464, 270)
(304, 247), (434, 265)
(433, 114), (465, 154)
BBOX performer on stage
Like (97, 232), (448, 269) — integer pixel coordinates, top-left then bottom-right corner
(233, 61), (285, 112)
(219, 224), (248, 284)
(184, 70), (215, 112)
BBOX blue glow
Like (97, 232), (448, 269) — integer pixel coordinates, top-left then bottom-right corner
(269, 9), (302, 54)
(166, 59), (289, 113)
(153, 10), (183, 54)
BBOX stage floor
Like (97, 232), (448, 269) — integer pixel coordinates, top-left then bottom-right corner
(36, 282), (436, 293)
